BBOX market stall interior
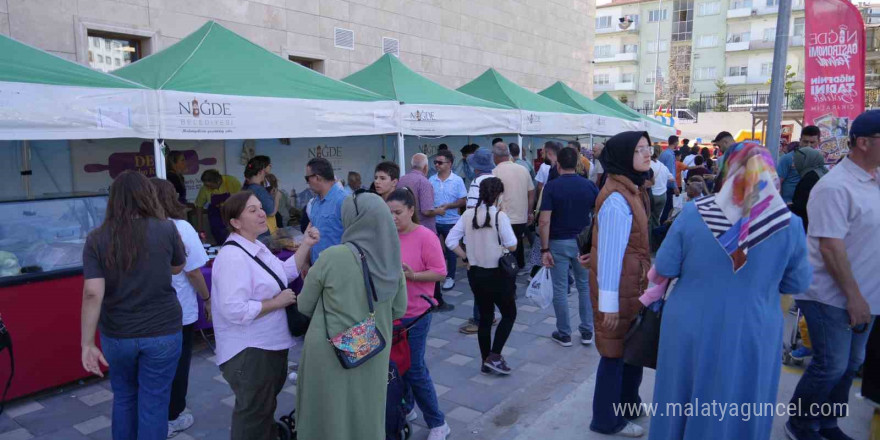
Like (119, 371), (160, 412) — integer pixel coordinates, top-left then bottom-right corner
(0, 21), (672, 402)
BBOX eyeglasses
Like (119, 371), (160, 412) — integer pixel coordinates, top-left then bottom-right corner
(433, 160), (448, 165)
(635, 146), (653, 154)
(304, 174), (315, 182)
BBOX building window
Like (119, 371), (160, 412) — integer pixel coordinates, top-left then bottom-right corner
(697, 34), (718, 48)
(794, 17), (805, 37)
(763, 28), (776, 42)
(622, 44), (639, 54)
(86, 31), (143, 72)
(596, 45), (613, 58)
(629, 14), (640, 24)
(694, 66), (717, 80)
(698, 1), (721, 15)
(648, 9), (669, 22)
(730, 0), (753, 9)
(760, 62), (773, 76)
(647, 40), (669, 53)
(621, 73), (635, 83)
(672, 0), (694, 42)
(728, 32), (751, 43)
(596, 16), (612, 29)
(645, 69), (664, 84)
(766, 0), (778, 6)
(728, 66), (748, 77)
(644, 100), (654, 109)
(289, 55), (326, 73)
(595, 74), (611, 85)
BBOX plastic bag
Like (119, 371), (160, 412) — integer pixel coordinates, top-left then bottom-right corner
(526, 267), (553, 309)
(672, 194), (684, 211)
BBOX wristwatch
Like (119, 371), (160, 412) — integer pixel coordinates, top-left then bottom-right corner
(541, 248), (551, 254)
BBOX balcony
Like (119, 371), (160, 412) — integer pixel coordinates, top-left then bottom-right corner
(594, 83), (614, 91)
(727, 7), (753, 19)
(596, 22), (639, 34)
(750, 39), (777, 50)
(614, 82), (636, 91)
(595, 52), (639, 63)
(726, 41), (750, 51)
(724, 75), (747, 85)
(755, 5), (778, 16)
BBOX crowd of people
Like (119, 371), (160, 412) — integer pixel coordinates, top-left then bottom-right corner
(79, 109), (880, 440)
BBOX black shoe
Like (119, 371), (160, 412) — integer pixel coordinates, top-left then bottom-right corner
(480, 365), (492, 375)
(580, 331), (594, 345)
(551, 331), (572, 347)
(818, 427), (855, 440)
(434, 302), (455, 312)
(784, 421), (823, 440)
(483, 353), (511, 375)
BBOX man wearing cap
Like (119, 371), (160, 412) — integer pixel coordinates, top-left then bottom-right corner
(786, 110), (880, 440)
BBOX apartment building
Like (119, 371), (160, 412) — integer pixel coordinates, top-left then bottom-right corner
(595, 0), (808, 109)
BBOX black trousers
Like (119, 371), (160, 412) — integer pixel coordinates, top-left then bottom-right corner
(220, 348), (289, 440)
(168, 323), (194, 420)
(512, 223), (528, 269)
(467, 267), (517, 361)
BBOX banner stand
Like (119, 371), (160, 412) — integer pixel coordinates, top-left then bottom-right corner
(397, 133), (406, 170)
(154, 139), (166, 179)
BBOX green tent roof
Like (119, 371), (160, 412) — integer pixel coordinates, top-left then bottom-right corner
(595, 93), (665, 126)
(457, 69), (584, 114)
(343, 54), (510, 109)
(114, 21), (387, 101)
(539, 82), (638, 121)
(0, 33), (145, 89)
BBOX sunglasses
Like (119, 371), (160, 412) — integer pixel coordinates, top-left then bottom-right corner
(433, 160), (448, 165)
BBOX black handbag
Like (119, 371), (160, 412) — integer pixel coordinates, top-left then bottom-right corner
(321, 242), (387, 369)
(223, 241), (311, 337)
(623, 299), (664, 370)
(495, 211), (519, 277)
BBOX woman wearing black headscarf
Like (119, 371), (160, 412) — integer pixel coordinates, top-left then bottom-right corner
(584, 131), (653, 437)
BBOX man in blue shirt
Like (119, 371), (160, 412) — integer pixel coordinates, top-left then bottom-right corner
(305, 158), (346, 264)
(777, 125), (821, 204)
(429, 149), (468, 292)
(539, 146), (600, 347)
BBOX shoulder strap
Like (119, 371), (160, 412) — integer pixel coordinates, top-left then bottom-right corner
(222, 241), (286, 291)
(319, 242), (376, 341)
(494, 210), (503, 246)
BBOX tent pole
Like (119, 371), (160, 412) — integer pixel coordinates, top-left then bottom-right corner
(589, 134), (594, 149)
(397, 133), (406, 170)
(154, 139), (167, 179)
(21, 140), (31, 198)
(516, 134), (523, 159)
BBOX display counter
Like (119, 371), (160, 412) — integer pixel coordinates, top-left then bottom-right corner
(0, 193), (108, 400)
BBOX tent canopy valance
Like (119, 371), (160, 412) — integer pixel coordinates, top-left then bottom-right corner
(538, 82), (641, 136)
(594, 93), (676, 140)
(0, 33), (157, 140)
(113, 21), (398, 140)
(457, 69), (593, 135)
(342, 54), (519, 136)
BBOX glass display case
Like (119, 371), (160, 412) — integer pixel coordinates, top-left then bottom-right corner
(0, 193), (108, 281)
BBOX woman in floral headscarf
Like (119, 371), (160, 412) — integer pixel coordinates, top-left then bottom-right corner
(647, 142), (812, 440)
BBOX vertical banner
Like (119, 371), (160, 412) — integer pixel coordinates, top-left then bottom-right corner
(804, 0), (866, 165)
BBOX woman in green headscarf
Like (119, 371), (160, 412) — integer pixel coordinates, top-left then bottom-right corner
(790, 147), (829, 230)
(295, 192), (408, 440)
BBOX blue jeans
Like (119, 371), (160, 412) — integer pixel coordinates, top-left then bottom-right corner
(435, 223), (457, 280)
(401, 315), (445, 428)
(789, 300), (876, 430)
(590, 357), (643, 434)
(549, 239), (593, 337)
(101, 332), (182, 440)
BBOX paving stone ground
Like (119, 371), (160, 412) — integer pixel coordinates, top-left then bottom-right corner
(0, 266), (874, 440)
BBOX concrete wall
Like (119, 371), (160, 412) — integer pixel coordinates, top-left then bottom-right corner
(0, 0), (597, 94)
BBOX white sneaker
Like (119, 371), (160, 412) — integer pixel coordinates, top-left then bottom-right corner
(615, 422), (645, 437)
(442, 277), (455, 290)
(427, 422), (451, 440)
(406, 408), (418, 422)
(288, 371), (298, 384)
(167, 413), (194, 438)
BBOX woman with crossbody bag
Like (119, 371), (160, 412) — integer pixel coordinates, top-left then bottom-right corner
(446, 177), (519, 375)
(211, 191), (319, 440)
(295, 192), (408, 440)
